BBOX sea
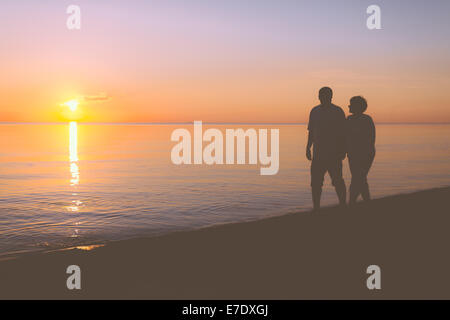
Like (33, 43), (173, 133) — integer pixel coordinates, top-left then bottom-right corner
(0, 123), (449, 259)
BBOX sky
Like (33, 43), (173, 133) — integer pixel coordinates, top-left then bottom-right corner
(0, 0), (449, 123)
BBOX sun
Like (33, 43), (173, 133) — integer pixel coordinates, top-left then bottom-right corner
(59, 98), (84, 121)
(62, 99), (79, 112)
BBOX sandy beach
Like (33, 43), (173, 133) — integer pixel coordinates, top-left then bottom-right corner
(0, 186), (449, 299)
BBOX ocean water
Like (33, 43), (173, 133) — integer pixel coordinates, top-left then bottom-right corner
(0, 123), (449, 258)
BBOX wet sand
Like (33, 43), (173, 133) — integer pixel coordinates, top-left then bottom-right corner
(0, 187), (449, 299)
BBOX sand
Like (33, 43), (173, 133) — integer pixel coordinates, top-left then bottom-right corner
(0, 187), (449, 299)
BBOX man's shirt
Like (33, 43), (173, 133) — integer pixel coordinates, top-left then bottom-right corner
(308, 103), (346, 160)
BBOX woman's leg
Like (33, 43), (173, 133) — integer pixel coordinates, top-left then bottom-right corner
(360, 180), (370, 201)
(360, 155), (374, 201)
(348, 157), (362, 205)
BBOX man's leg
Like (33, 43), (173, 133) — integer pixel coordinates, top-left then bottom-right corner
(311, 160), (326, 211)
(329, 160), (347, 207)
(312, 186), (322, 211)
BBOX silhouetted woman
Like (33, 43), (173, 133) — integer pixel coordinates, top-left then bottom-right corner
(346, 96), (375, 205)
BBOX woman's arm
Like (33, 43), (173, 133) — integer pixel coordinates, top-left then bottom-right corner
(368, 115), (376, 151)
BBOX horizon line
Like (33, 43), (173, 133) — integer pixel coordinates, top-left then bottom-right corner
(0, 121), (449, 125)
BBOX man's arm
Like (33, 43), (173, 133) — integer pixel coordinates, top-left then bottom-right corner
(338, 109), (347, 160)
(306, 130), (313, 160)
(306, 110), (314, 161)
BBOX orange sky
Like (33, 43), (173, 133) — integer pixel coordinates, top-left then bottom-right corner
(1, 1), (449, 123)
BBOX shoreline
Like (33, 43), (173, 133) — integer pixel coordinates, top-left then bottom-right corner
(1, 186), (449, 299)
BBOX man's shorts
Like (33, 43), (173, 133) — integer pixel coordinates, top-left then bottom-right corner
(311, 158), (344, 188)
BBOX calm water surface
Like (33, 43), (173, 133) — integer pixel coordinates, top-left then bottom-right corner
(0, 124), (449, 258)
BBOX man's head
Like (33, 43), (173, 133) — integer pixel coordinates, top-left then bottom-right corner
(318, 87), (333, 105)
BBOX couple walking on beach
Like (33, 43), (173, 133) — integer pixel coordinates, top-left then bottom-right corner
(306, 87), (376, 210)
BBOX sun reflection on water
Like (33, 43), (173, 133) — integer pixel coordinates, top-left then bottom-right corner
(69, 122), (79, 187)
(67, 121), (83, 229)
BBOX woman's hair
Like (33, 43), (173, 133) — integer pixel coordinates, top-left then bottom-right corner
(350, 96), (368, 113)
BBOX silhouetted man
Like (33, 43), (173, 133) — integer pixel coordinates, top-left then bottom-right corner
(306, 87), (347, 210)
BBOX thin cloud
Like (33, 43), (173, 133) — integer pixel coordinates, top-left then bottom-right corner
(82, 93), (111, 102)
